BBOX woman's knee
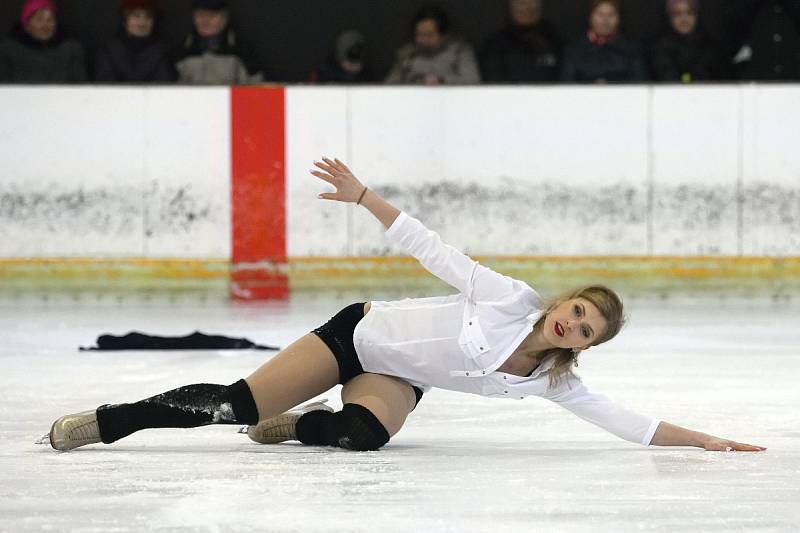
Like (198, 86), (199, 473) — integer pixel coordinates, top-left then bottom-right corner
(341, 374), (416, 435)
(296, 403), (390, 451)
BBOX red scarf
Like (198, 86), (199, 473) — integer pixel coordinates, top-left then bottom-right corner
(587, 29), (617, 46)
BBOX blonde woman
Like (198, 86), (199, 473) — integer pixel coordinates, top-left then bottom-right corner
(43, 158), (766, 455)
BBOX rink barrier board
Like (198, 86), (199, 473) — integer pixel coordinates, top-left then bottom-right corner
(230, 86), (289, 301)
(2, 256), (798, 296)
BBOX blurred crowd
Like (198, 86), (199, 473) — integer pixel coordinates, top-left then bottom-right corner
(0, 0), (798, 85)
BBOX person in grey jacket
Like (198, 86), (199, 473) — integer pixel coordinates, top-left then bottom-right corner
(174, 0), (263, 85)
(42, 157), (765, 456)
(0, 0), (86, 83)
(386, 5), (481, 85)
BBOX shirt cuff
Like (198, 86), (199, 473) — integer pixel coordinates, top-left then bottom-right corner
(385, 211), (410, 239)
(643, 419), (662, 446)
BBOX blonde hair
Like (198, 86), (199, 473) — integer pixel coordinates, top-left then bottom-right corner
(533, 285), (625, 389)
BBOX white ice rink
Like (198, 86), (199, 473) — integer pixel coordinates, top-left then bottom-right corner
(2, 293), (799, 533)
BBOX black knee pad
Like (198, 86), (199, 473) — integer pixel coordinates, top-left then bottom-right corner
(335, 403), (390, 451)
(296, 403), (390, 451)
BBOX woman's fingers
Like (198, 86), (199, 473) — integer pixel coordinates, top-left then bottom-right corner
(314, 160), (338, 175)
(709, 439), (767, 452)
(310, 169), (335, 184)
(317, 192), (337, 201)
(333, 158), (352, 174)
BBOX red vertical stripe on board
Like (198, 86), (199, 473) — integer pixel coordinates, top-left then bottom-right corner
(230, 86), (288, 300)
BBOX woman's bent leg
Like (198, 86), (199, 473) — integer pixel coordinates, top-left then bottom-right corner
(295, 373), (417, 451)
(244, 333), (340, 421)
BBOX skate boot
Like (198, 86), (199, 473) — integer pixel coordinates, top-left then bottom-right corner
(243, 400), (333, 444)
(45, 410), (101, 451)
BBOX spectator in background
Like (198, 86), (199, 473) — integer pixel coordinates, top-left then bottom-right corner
(385, 4), (481, 85)
(174, 0), (263, 85)
(480, 0), (560, 83)
(94, 0), (174, 83)
(652, 0), (727, 82)
(0, 0), (86, 83)
(560, 0), (647, 83)
(729, 0), (800, 80)
(312, 30), (374, 83)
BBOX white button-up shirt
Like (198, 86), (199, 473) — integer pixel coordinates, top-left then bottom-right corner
(353, 212), (661, 446)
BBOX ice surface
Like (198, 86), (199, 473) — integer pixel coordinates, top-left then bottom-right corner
(1, 294), (799, 532)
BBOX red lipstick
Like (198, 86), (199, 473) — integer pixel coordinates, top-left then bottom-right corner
(555, 321), (565, 337)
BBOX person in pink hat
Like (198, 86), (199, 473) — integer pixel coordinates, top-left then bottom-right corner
(0, 0), (86, 82)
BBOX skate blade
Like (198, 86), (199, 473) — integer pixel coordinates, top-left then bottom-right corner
(34, 433), (50, 445)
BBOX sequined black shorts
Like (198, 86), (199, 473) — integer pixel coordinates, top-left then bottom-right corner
(312, 302), (423, 408)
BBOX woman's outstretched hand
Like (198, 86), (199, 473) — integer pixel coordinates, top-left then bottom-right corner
(702, 435), (766, 452)
(311, 157), (366, 203)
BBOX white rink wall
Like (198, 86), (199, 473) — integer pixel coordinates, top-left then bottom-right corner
(288, 85), (800, 258)
(0, 87), (231, 259)
(1, 85), (798, 260)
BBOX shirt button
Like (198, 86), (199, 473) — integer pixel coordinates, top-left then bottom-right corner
(503, 376), (507, 380)
(481, 371), (486, 375)
(479, 347), (484, 351)
(504, 390), (508, 394)
(469, 321), (472, 325)
(465, 372), (470, 376)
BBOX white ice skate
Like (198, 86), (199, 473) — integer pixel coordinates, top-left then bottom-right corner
(36, 409), (101, 451)
(241, 399), (333, 444)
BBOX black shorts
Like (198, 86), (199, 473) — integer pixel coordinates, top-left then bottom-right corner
(312, 302), (424, 408)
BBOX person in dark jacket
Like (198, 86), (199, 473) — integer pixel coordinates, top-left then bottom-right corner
(0, 0), (86, 83)
(727, 0), (800, 80)
(312, 30), (375, 83)
(652, 0), (728, 81)
(174, 0), (263, 85)
(480, 0), (560, 83)
(560, 0), (647, 83)
(94, 0), (174, 83)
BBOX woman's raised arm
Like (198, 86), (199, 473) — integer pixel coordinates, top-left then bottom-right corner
(311, 157), (400, 228)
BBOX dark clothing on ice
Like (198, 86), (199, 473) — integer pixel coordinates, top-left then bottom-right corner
(560, 33), (648, 83)
(0, 26), (86, 83)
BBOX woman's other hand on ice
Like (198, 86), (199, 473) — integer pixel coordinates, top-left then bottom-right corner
(311, 157), (366, 203)
(702, 436), (767, 452)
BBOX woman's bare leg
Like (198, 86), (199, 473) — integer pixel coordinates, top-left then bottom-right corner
(245, 333), (340, 421)
(340, 373), (416, 437)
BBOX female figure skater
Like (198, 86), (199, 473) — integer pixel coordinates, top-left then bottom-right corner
(43, 158), (766, 454)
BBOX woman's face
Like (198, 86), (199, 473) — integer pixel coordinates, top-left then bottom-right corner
(415, 18), (443, 51)
(25, 8), (57, 43)
(589, 2), (620, 38)
(125, 9), (154, 38)
(542, 298), (607, 350)
(193, 8), (228, 38)
(669, 1), (697, 35)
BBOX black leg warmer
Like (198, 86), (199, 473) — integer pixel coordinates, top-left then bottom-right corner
(295, 403), (390, 451)
(96, 379), (259, 444)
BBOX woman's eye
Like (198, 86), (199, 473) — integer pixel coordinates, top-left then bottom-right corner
(582, 327), (590, 338)
(574, 304), (581, 317)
